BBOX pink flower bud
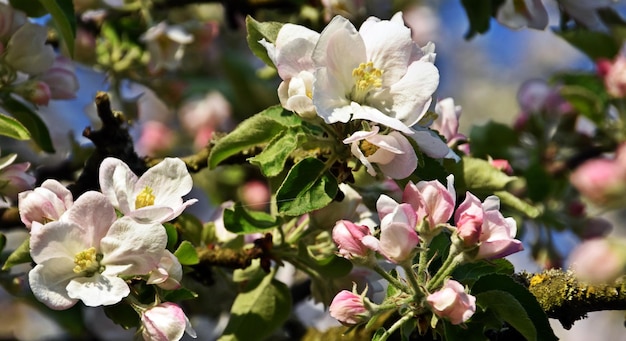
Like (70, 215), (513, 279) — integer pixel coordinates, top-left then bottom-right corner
(362, 202), (419, 263)
(0, 154), (35, 198)
(141, 302), (196, 341)
(599, 51), (626, 98)
(402, 175), (455, 231)
(240, 180), (270, 211)
(29, 81), (51, 106)
(455, 192), (483, 247)
(569, 238), (626, 283)
(332, 220), (372, 259)
(18, 179), (73, 228)
(39, 56), (79, 100)
(427, 279), (476, 325)
(570, 146), (626, 206)
(490, 159), (513, 175)
(432, 97), (465, 146)
(136, 120), (174, 157)
(329, 290), (370, 325)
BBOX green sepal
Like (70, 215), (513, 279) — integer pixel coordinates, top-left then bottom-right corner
(2, 237), (31, 270)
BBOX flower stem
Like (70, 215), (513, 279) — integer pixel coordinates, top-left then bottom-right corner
(401, 262), (424, 302)
(427, 249), (463, 291)
(372, 262), (409, 293)
(377, 311), (415, 341)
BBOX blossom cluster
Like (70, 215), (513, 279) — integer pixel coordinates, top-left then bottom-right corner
(17, 157), (197, 340)
(261, 12), (454, 179)
(329, 175), (523, 326)
(0, 3), (79, 106)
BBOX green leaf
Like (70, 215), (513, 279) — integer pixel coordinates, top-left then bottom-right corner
(453, 157), (516, 194)
(220, 270), (292, 341)
(476, 290), (536, 341)
(246, 16), (284, 68)
(0, 113), (30, 140)
(276, 157), (338, 216)
(249, 128), (301, 177)
(174, 241), (199, 265)
(223, 204), (280, 234)
(452, 259), (515, 286)
(2, 237), (31, 270)
(3, 96), (55, 153)
(469, 121), (517, 160)
(472, 274), (558, 341)
(39, 0), (76, 57)
(163, 287), (199, 302)
(494, 190), (541, 218)
(9, 0), (47, 16)
(443, 319), (491, 341)
(556, 30), (619, 60)
(163, 223), (179, 250)
(208, 106), (291, 168)
(460, 0), (504, 39)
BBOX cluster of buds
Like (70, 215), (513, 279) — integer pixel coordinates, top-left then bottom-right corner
(329, 175), (523, 330)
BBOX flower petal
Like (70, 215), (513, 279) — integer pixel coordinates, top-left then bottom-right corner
(66, 274), (130, 307)
(29, 259), (79, 310)
(62, 191), (116, 246)
(135, 158), (193, 209)
(99, 157), (138, 214)
(100, 217), (167, 276)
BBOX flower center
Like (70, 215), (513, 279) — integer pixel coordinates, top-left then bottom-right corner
(73, 247), (102, 275)
(352, 62), (383, 103)
(360, 140), (379, 157)
(135, 186), (155, 209)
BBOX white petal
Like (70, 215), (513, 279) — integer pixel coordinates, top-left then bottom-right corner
(100, 217), (167, 276)
(350, 102), (413, 134)
(66, 274), (130, 306)
(376, 132), (418, 179)
(343, 126), (380, 144)
(136, 158), (193, 209)
(61, 191), (116, 246)
(99, 157), (138, 214)
(409, 127), (453, 159)
(313, 68), (353, 123)
(30, 220), (89, 264)
(29, 259), (79, 310)
(359, 17), (413, 85)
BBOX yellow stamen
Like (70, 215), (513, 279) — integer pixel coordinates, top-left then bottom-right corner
(135, 186), (156, 209)
(352, 61), (383, 102)
(73, 247), (99, 274)
(360, 140), (379, 157)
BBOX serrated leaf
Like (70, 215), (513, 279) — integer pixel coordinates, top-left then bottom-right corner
(0, 113), (30, 140)
(174, 240), (199, 265)
(249, 128), (301, 177)
(3, 96), (55, 153)
(276, 157), (338, 216)
(208, 106), (290, 168)
(452, 259), (515, 286)
(39, 0), (76, 57)
(220, 271), (291, 341)
(2, 237), (31, 270)
(556, 30), (619, 61)
(469, 121), (517, 160)
(223, 204), (279, 234)
(246, 16), (284, 68)
(454, 157), (516, 194)
(472, 274), (558, 341)
(476, 290), (537, 341)
(494, 190), (540, 218)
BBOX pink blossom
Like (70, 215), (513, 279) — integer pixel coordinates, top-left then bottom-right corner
(569, 238), (626, 283)
(39, 56), (79, 100)
(343, 125), (417, 179)
(141, 302), (196, 341)
(432, 98), (465, 146)
(427, 279), (476, 325)
(136, 120), (174, 157)
(332, 220), (372, 259)
(570, 144), (626, 206)
(18, 179), (72, 229)
(240, 180), (270, 211)
(402, 175), (455, 232)
(0, 153), (35, 199)
(454, 193), (523, 260)
(328, 290), (369, 325)
(147, 251), (183, 290)
(362, 201), (419, 263)
(490, 159), (513, 175)
(599, 49), (626, 98)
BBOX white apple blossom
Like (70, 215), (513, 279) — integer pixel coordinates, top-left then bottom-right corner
(141, 22), (193, 72)
(4, 22), (55, 75)
(28, 191), (167, 309)
(312, 12), (438, 134)
(99, 157), (197, 223)
(343, 125), (417, 179)
(259, 24), (320, 118)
